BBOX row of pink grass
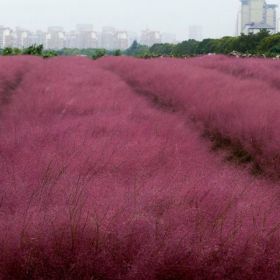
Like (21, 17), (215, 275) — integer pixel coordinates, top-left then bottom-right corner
(0, 56), (280, 279)
(97, 56), (280, 178)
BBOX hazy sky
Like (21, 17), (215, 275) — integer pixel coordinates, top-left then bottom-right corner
(1, 0), (279, 40)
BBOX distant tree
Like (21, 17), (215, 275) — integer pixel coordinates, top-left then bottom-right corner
(125, 40), (149, 56)
(172, 39), (199, 57)
(137, 29), (273, 58)
(150, 43), (174, 56)
(55, 48), (109, 57)
(196, 39), (218, 54)
(126, 40), (139, 55)
(58, 48), (81, 56)
(113, 49), (122, 56)
(2, 29), (277, 59)
(268, 45), (280, 54)
(232, 29), (270, 54)
(92, 49), (106, 60)
(3, 47), (14, 56)
(23, 44), (44, 56)
(214, 36), (237, 54)
(12, 48), (22, 55)
(258, 33), (280, 54)
(42, 50), (58, 58)
(140, 51), (154, 59)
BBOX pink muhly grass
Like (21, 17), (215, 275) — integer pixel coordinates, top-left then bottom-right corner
(0, 56), (280, 279)
(98, 56), (280, 178)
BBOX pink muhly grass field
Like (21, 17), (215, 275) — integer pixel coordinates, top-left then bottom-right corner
(0, 55), (280, 279)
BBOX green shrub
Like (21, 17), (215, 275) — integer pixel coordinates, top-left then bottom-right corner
(92, 49), (106, 60)
(113, 49), (122, 56)
(23, 44), (43, 56)
(3, 47), (14, 56)
(42, 50), (58, 58)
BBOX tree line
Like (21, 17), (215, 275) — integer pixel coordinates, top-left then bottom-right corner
(125, 30), (280, 58)
(0, 45), (120, 59)
(2, 30), (280, 59)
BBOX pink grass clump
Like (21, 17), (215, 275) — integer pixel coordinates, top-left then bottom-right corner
(0, 56), (280, 279)
(98, 56), (280, 178)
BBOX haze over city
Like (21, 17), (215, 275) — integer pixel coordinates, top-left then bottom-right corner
(0, 0), (261, 40)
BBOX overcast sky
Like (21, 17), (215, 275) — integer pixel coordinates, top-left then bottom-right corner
(1, 0), (279, 40)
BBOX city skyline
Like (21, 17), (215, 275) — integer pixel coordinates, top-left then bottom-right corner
(0, 0), (253, 40)
(239, 0), (278, 34)
(1, 0), (280, 50)
(0, 25), (180, 50)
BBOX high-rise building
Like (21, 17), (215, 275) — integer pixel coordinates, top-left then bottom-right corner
(101, 27), (117, 50)
(0, 26), (3, 48)
(32, 30), (47, 46)
(65, 31), (77, 48)
(13, 27), (30, 48)
(76, 25), (98, 49)
(161, 33), (177, 44)
(188, 26), (203, 41)
(96, 32), (102, 48)
(127, 31), (138, 47)
(266, 4), (278, 28)
(140, 29), (161, 47)
(46, 26), (65, 50)
(115, 31), (129, 50)
(0, 25), (176, 51)
(0, 26), (13, 48)
(240, 0), (278, 34)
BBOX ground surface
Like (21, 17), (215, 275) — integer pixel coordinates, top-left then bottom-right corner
(0, 55), (280, 279)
